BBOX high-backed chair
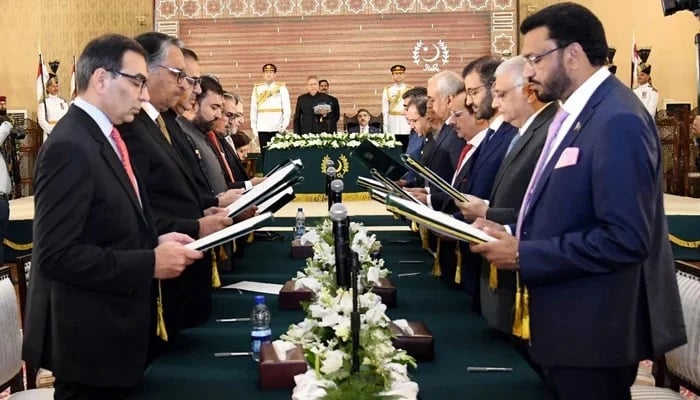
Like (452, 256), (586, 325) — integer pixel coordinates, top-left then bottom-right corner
(343, 111), (383, 133)
(0, 266), (53, 398)
(630, 260), (700, 399)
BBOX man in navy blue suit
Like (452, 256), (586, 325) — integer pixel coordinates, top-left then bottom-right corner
(471, 3), (686, 399)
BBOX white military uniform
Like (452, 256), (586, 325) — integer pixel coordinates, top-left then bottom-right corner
(382, 83), (412, 135)
(250, 82), (291, 136)
(38, 94), (69, 142)
(0, 122), (12, 195)
(633, 83), (658, 118)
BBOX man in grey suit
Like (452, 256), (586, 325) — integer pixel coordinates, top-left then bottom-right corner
(456, 56), (556, 337)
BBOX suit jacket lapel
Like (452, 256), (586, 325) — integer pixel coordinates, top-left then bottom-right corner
(136, 111), (201, 195)
(526, 77), (614, 215)
(83, 117), (148, 226)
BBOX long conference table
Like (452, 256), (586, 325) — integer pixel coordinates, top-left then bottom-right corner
(5, 196), (700, 398)
(129, 227), (549, 399)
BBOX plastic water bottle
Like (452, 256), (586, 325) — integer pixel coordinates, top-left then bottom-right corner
(250, 295), (272, 362)
(294, 207), (306, 240)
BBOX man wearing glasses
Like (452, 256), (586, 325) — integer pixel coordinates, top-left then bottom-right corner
(24, 33), (203, 400)
(119, 32), (234, 347)
(471, 4), (685, 399)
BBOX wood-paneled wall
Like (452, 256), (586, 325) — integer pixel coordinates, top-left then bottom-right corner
(180, 12), (492, 131)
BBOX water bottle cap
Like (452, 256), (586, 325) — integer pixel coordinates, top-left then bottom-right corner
(254, 295), (265, 304)
(297, 207), (303, 211)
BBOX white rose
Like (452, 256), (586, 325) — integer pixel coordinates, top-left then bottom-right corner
(320, 350), (345, 375)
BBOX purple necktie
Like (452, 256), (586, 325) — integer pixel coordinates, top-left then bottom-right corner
(516, 108), (569, 238)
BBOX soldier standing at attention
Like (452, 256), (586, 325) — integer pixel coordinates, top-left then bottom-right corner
(382, 64), (412, 149)
(250, 63), (291, 153)
(38, 75), (69, 143)
(633, 63), (658, 118)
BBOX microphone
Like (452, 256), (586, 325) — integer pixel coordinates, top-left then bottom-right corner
(330, 179), (344, 206)
(330, 203), (350, 289)
(326, 166), (336, 210)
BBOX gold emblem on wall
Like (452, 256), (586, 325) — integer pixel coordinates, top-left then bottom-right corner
(320, 154), (350, 178)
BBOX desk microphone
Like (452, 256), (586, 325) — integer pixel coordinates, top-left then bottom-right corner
(330, 203), (350, 289)
(326, 166), (336, 210)
(330, 179), (344, 206)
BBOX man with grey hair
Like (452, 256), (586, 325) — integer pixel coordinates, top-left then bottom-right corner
(119, 32), (235, 345)
(457, 56), (556, 371)
(405, 71), (464, 204)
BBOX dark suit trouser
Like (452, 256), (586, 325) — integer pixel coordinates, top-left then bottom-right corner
(54, 380), (134, 400)
(542, 364), (637, 400)
(258, 131), (277, 154)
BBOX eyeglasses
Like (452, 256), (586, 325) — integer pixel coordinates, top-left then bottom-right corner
(492, 85), (521, 100)
(224, 112), (244, 120)
(107, 70), (147, 92)
(157, 65), (187, 83)
(184, 75), (201, 87)
(450, 109), (470, 118)
(465, 83), (491, 98)
(523, 44), (569, 67)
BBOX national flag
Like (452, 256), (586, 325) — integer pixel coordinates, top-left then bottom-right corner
(630, 28), (641, 88)
(36, 55), (49, 101)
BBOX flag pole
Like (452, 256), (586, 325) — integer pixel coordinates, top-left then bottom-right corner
(39, 52), (49, 128)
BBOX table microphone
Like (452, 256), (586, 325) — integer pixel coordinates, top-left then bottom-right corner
(326, 166), (336, 210)
(330, 179), (343, 206)
(330, 203), (350, 289)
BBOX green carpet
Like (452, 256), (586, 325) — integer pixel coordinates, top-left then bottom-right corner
(129, 230), (548, 399)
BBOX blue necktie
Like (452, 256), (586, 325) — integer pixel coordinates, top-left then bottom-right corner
(505, 132), (521, 157)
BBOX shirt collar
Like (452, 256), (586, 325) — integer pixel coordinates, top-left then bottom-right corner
(560, 67), (610, 120)
(73, 97), (113, 137)
(488, 114), (504, 132)
(518, 101), (554, 136)
(141, 102), (160, 122)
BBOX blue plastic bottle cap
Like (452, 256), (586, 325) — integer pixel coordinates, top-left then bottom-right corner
(255, 295), (265, 304)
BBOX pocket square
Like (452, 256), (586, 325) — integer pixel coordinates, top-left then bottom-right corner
(554, 147), (579, 169)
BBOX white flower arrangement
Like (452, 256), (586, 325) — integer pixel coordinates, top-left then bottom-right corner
(282, 288), (418, 400)
(280, 219), (418, 399)
(294, 220), (389, 294)
(267, 131), (401, 150)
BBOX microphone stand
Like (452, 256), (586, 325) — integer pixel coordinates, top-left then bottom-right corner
(329, 203), (350, 288)
(350, 251), (360, 373)
(326, 166), (336, 211)
(330, 179), (343, 206)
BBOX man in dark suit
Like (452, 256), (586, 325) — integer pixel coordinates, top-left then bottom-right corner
(347, 108), (381, 133)
(23, 34), (202, 400)
(457, 56), (556, 338)
(472, 4), (686, 399)
(120, 32), (232, 340)
(319, 79), (341, 132)
(406, 70), (464, 203)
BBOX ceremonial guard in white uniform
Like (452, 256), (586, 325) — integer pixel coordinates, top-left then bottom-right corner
(37, 75), (69, 143)
(250, 63), (291, 152)
(382, 64), (412, 138)
(633, 63), (658, 118)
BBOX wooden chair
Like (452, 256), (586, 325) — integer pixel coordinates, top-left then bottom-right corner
(343, 111), (383, 133)
(630, 260), (700, 399)
(0, 266), (53, 398)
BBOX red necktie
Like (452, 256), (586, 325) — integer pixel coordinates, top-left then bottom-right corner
(206, 131), (236, 182)
(456, 143), (474, 169)
(110, 127), (140, 199)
